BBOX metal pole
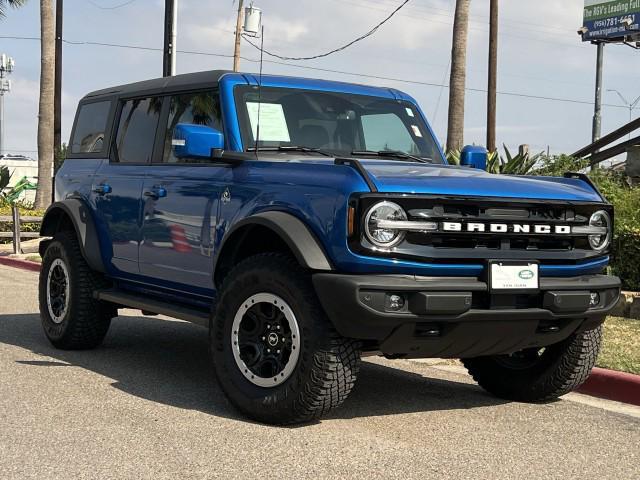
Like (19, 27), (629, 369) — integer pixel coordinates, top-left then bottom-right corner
(233, 0), (244, 72)
(591, 42), (604, 169)
(54, 0), (63, 154)
(171, 0), (177, 75)
(11, 205), (21, 255)
(486, 0), (498, 153)
(592, 42), (604, 144)
(162, 0), (176, 77)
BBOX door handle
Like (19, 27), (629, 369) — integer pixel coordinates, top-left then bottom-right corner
(93, 183), (112, 195)
(144, 186), (167, 199)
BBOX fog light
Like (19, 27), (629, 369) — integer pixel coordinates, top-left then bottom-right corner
(387, 294), (405, 311)
(589, 292), (600, 308)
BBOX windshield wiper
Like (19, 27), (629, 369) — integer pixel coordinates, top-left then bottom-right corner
(351, 150), (432, 164)
(247, 145), (333, 157)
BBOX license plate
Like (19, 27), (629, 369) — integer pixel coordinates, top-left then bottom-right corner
(489, 262), (539, 292)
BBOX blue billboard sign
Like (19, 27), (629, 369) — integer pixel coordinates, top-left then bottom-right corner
(582, 0), (640, 41)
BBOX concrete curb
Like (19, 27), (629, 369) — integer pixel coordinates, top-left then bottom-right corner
(578, 367), (640, 407)
(0, 256), (41, 272)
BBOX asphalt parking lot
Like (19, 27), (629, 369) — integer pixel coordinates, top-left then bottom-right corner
(1, 265), (639, 479)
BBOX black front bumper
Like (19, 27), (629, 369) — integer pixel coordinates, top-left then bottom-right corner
(312, 273), (621, 358)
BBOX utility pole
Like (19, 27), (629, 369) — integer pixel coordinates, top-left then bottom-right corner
(591, 42), (604, 169)
(592, 42), (604, 144)
(54, 0), (63, 153)
(162, 0), (178, 77)
(0, 54), (15, 157)
(486, 0), (498, 153)
(233, 0), (245, 72)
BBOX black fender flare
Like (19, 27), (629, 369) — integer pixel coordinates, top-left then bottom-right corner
(39, 199), (106, 273)
(215, 211), (334, 274)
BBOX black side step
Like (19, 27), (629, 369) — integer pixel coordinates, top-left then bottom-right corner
(95, 289), (210, 328)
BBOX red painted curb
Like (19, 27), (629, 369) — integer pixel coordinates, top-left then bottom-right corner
(578, 367), (640, 406)
(0, 256), (41, 272)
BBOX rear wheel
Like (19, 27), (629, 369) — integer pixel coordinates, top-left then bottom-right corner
(211, 253), (361, 425)
(38, 231), (116, 350)
(463, 325), (603, 402)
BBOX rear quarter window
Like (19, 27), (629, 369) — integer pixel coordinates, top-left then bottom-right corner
(70, 101), (112, 154)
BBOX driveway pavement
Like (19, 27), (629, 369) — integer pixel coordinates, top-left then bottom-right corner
(0, 265), (638, 479)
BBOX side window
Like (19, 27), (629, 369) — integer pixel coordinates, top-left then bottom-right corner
(114, 97), (162, 164)
(361, 113), (419, 154)
(163, 91), (222, 163)
(70, 101), (111, 154)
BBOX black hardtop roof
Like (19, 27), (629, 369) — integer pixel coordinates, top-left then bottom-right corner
(83, 70), (232, 101)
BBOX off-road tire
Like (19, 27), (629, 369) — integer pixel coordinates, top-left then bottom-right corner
(463, 325), (603, 402)
(39, 231), (116, 349)
(211, 253), (361, 425)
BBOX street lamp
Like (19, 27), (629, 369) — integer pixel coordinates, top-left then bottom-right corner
(0, 54), (15, 156)
(607, 89), (640, 139)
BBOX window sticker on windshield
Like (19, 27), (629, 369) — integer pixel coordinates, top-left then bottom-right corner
(246, 102), (291, 142)
(411, 125), (423, 138)
(405, 107), (415, 117)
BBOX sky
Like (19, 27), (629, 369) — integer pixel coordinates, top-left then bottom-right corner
(1, 0), (639, 159)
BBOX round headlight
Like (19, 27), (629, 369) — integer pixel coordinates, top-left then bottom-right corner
(364, 201), (407, 248)
(588, 210), (611, 251)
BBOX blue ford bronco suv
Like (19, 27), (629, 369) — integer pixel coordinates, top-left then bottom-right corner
(39, 70), (620, 424)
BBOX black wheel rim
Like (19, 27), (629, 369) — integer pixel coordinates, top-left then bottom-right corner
(232, 293), (301, 388)
(46, 258), (70, 324)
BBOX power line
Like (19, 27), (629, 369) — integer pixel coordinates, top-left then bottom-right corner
(0, 34), (631, 110)
(241, 0), (412, 61)
(330, 0), (592, 51)
(86, 0), (139, 10)
(368, 0), (575, 36)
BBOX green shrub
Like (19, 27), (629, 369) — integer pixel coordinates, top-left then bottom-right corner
(532, 154), (590, 177)
(487, 145), (542, 175)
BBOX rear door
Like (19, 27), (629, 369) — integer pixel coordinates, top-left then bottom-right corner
(139, 90), (226, 294)
(91, 96), (163, 276)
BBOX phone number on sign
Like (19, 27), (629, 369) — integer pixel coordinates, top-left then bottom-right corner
(593, 14), (637, 28)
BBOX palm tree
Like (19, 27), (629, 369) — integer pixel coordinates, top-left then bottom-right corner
(35, 0), (54, 209)
(446, 0), (471, 153)
(0, 0), (26, 18)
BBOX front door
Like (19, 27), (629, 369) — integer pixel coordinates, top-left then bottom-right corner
(91, 96), (163, 276)
(139, 90), (225, 294)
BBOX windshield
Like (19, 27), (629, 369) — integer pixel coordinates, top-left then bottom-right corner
(234, 86), (444, 163)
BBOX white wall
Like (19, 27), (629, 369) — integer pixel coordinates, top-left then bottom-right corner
(0, 159), (38, 203)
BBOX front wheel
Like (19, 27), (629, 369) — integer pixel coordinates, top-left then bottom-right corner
(211, 253), (361, 425)
(463, 325), (603, 402)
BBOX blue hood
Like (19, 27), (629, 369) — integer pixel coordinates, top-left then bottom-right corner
(361, 161), (603, 202)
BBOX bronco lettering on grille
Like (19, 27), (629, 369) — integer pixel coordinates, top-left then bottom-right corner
(441, 222), (571, 234)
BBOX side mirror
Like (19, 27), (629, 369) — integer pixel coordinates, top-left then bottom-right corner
(460, 145), (488, 170)
(173, 123), (224, 159)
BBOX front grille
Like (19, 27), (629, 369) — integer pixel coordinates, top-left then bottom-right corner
(354, 195), (611, 264)
(407, 231), (576, 252)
